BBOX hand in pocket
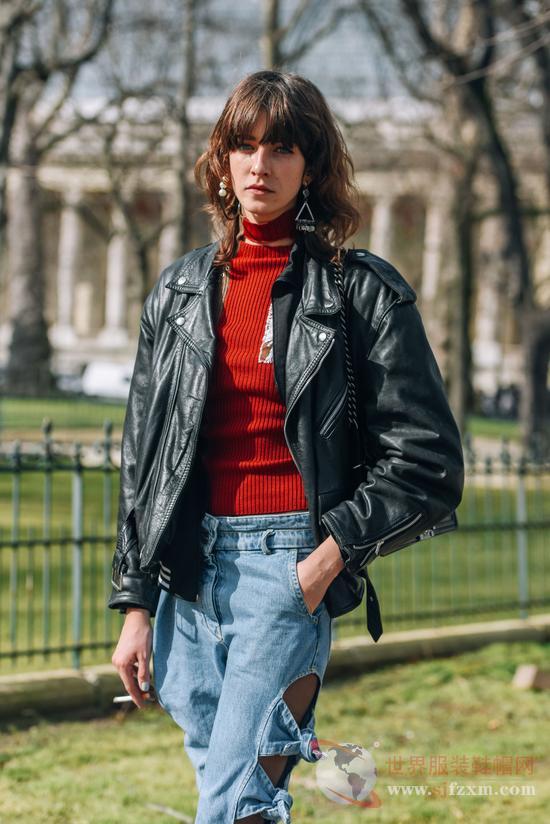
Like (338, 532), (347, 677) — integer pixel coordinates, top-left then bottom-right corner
(296, 555), (327, 615)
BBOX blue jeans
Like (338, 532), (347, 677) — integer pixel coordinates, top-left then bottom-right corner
(152, 509), (333, 823)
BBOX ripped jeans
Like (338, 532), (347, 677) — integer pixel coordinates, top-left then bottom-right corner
(152, 509), (333, 824)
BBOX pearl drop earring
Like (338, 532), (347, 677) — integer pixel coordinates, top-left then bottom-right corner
(218, 175), (229, 198)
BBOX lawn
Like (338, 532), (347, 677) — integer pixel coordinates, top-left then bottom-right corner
(1, 466), (549, 671)
(0, 394), (521, 443)
(0, 399), (546, 670)
(0, 396), (127, 439)
(0, 640), (549, 823)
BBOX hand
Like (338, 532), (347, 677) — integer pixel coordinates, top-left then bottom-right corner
(295, 535), (345, 615)
(296, 556), (328, 614)
(111, 607), (152, 709)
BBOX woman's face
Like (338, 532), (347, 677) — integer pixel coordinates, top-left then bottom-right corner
(228, 111), (308, 224)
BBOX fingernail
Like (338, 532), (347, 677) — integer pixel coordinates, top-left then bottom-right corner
(140, 681), (150, 692)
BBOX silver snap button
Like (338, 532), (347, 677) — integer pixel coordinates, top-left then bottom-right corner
(318, 331), (327, 341)
(175, 316), (184, 325)
(177, 275), (186, 285)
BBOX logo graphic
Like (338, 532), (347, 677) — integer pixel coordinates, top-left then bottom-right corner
(315, 739), (382, 808)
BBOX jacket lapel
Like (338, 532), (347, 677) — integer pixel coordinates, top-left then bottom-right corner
(164, 242), (221, 371)
(163, 237), (342, 411)
(281, 247), (342, 415)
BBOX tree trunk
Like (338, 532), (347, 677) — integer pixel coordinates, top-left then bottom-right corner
(520, 308), (550, 451)
(5, 138), (54, 395)
(448, 159), (477, 434)
(262, 0), (281, 69)
(175, 0), (197, 257)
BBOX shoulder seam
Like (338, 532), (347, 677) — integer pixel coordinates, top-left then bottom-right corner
(162, 241), (218, 280)
(346, 248), (417, 304)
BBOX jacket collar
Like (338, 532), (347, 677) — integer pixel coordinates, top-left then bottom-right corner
(248, 234), (342, 316)
(165, 234), (342, 316)
(165, 242), (220, 294)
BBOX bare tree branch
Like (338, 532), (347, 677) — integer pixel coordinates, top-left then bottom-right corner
(355, 0), (440, 105)
(283, 4), (355, 65)
(277, 0), (312, 44)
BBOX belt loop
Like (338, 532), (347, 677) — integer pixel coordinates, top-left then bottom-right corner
(203, 516), (219, 557)
(261, 529), (275, 555)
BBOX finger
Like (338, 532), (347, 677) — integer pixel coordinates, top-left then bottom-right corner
(119, 665), (146, 708)
(137, 655), (151, 694)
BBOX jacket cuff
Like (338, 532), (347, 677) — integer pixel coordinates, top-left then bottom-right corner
(321, 511), (363, 574)
(108, 571), (161, 617)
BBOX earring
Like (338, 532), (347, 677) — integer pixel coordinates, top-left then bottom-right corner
(218, 175), (229, 198)
(295, 182), (316, 232)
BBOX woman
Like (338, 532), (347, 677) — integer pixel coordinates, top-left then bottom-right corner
(109, 70), (464, 823)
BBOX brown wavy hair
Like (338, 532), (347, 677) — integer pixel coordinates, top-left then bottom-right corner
(194, 70), (361, 268)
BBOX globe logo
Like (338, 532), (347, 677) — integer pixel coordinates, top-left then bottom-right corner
(315, 740), (382, 808)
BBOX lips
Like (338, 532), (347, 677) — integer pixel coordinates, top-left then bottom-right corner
(247, 185), (274, 192)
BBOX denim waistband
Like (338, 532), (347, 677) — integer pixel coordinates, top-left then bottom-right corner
(200, 510), (315, 553)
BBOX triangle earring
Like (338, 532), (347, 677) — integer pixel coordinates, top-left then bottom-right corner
(295, 185), (316, 232)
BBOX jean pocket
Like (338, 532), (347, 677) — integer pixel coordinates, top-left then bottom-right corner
(287, 548), (323, 621)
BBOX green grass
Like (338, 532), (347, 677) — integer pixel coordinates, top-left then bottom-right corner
(0, 396), (521, 442)
(0, 396), (126, 438)
(0, 398), (543, 670)
(0, 640), (549, 823)
(1, 469), (549, 671)
(465, 415), (521, 442)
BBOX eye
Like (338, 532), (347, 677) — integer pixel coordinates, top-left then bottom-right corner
(276, 145), (293, 153)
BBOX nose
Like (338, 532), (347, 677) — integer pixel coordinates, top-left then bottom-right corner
(251, 145), (272, 177)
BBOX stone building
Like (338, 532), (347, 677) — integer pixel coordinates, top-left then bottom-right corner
(0, 96), (547, 399)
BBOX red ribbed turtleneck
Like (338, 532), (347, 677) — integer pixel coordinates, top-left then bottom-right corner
(241, 205), (297, 242)
(199, 208), (307, 515)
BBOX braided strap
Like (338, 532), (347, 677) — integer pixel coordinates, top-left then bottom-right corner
(332, 247), (358, 433)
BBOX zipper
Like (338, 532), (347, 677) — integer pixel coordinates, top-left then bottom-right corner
(143, 352), (210, 569)
(149, 343), (185, 504)
(143, 271), (222, 568)
(319, 384), (348, 438)
(283, 330), (335, 474)
(353, 511), (423, 566)
(111, 509), (138, 589)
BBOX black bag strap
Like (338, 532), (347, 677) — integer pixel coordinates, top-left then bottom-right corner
(332, 247), (383, 643)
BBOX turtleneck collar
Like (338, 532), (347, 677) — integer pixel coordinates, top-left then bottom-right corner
(241, 206), (297, 244)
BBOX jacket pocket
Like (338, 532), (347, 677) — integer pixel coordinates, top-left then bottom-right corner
(353, 510), (425, 569)
(318, 385), (348, 439)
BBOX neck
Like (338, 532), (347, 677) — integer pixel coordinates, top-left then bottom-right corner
(241, 205), (297, 247)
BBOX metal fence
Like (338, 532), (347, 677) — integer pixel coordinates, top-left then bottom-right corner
(1, 424), (549, 670)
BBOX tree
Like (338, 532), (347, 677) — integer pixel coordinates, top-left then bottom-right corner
(2, 0), (113, 395)
(355, 0), (550, 443)
(261, 0), (354, 69)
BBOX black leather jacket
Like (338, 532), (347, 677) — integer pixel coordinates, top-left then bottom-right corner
(107, 236), (464, 640)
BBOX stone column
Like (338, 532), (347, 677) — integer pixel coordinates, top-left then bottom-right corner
(473, 215), (505, 396)
(369, 194), (393, 259)
(51, 188), (82, 345)
(421, 197), (446, 303)
(158, 189), (179, 271)
(98, 204), (128, 346)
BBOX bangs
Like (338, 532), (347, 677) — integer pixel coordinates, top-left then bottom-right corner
(196, 70), (361, 265)
(224, 93), (305, 152)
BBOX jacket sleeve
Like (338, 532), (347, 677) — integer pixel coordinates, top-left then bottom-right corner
(107, 287), (161, 616)
(321, 296), (464, 575)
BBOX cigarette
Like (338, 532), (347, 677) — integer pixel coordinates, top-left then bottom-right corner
(113, 692), (157, 704)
